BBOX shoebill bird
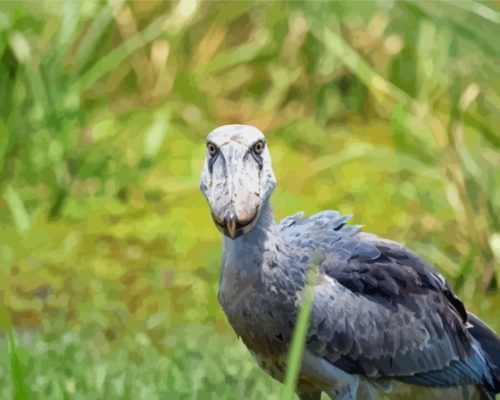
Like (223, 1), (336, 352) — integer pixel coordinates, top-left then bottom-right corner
(199, 124), (500, 400)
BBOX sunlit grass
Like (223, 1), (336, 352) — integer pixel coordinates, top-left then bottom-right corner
(0, 0), (498, 399)
(0, 328), (283, 400)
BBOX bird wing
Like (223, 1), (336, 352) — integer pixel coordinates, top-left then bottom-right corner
(279, 211), (494, 388)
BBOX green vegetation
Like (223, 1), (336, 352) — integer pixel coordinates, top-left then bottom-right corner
(0, 0), (499, 398)
(281, 257), (320, 400)
(0, 327), (285, 400)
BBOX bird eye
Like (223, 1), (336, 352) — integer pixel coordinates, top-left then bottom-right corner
(207, 143), (218, 156)
(253, 140), (265, 155)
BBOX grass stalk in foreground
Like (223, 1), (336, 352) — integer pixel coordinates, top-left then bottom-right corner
(280, 256), (321, 400)
(9, 332), (28, 400)
(0, 306), (28, 400)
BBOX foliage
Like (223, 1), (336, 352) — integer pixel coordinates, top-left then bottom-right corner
(0, 327), (283, 400)
(0, 0), (499, 398)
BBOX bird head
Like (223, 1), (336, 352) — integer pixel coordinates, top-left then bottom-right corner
(200, 124), (276, 239)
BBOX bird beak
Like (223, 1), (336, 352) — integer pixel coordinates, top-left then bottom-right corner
(211, 208), (259, 240)
(226, 213), (237, 239)
(205, 143), (262, 239)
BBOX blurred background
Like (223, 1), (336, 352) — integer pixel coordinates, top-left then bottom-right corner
(0, 1), (499, 399)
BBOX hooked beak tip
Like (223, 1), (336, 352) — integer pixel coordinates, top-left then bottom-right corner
(211, 208), (259, 239)
(225, 213), (237, 239)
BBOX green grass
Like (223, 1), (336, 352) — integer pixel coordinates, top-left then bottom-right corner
(0, 327), (283, 400)
(0, 0), (499, 398)
(2, 293), (499, 399)
(8, 332), (29, 400)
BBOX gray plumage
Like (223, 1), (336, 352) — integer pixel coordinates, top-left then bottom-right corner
(200, 124), (500, 400)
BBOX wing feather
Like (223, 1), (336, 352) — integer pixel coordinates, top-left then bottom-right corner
(279, 210), (494, 388)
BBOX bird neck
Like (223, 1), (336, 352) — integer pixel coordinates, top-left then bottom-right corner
(222, 200), (284, 275)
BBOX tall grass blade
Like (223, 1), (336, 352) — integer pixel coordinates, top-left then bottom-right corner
(1, 306), (28, 400)
(73, 0), (199, 95)
(8, 332), (28, 400)
(280, 256), (321, 400)
(307, 19), (409, 105)
(0, 118), (9, 175)
(74, 2), (122, 73)
(143, 108), (170, 160)
(442, 0), (500, 23)
(3, 185), (30, 233)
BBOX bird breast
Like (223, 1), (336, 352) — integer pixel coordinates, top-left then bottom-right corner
(218, 258), (294, 357)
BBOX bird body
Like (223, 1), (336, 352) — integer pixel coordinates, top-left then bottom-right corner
(200, 124), (500, 399)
